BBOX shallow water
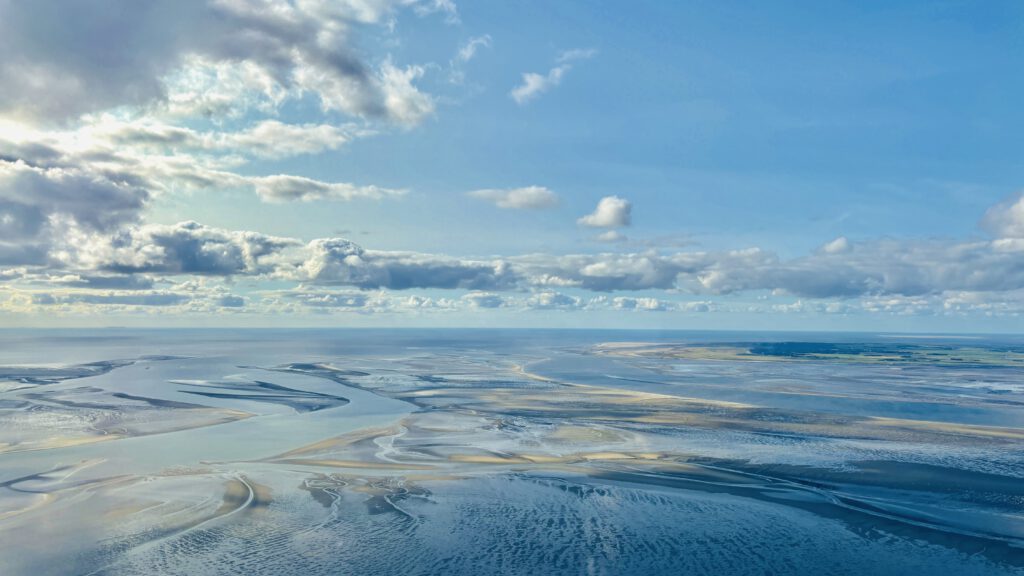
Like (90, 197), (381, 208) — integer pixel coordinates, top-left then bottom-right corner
(0, 329), (1022, 575)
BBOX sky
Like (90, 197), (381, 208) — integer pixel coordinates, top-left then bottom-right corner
(1, 0), (1023, 332)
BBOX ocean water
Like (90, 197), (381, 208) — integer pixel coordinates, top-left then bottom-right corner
(0, 329), (1021, 575)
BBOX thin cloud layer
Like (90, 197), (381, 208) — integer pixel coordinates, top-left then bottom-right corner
(252, 175), (406, 202)
(510, 48), (596, 105)
(468, 186), (559, 209)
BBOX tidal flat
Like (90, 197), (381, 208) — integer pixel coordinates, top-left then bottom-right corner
(0, 329), (1022, 575)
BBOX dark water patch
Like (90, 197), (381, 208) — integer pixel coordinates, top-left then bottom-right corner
(0, 359), (134, 386)
(584, 464), (1024, 569)
(172, 377), (348, 413)
(179, 390), (347, 413)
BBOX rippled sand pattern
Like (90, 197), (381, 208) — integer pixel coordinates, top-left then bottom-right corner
(0, 330), (1022, 575)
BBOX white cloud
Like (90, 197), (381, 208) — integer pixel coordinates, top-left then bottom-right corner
(462, 291), (505, 308)
(578, 196), (632, 228)
(510, 48), (595, 105)
(0, 1), (455, 276)
(0, 113), (400, 263)
(6, 173), (1024, 320)
(251, 175), (406, 202)
(457, 35), (492, 63)
(411, 0), (460, 23)
(31, 290), (191, 307)
(510, 69), (566, 105)
(556, 48), (598, 63)
(450, 34), (492, 84)
(374, 62), (436, 127)
(67, 221), (298, 277)
(595, 230), (627, 243)
(821, 236), (851, 254)
(526, 291), (583, 310)
(216, 120), (369, 159)
(301, 238), (518, 290)
(88, 116), (370, 159)
(468, 186), (558, 209)
(982, 191), (1024, 239)
(0, 0), (445, 126)
(606, 296), (672, 312)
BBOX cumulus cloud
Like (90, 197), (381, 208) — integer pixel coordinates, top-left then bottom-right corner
(0, 114), (402, 267)
(5, 185), (1024, 321)
(577, 196), (632, 228)
(510, 48), (596, 105)
(301, 238), (518, 290)
(685, 239), (1024, 298)
(273, 288), (457, 314)
(467, 186), (558, 210)
(609, 296), (672, 312)
(285, 290), (371, 308)
(0, 144), (154, 265)
(0, 156), (149, 234)
(70, 221), (298, 276)
(216, 294), (246, 307)
(821, 236), (851, 254)
(0, 1), (456, 275)
(526, 291), (583, 310)
(0, 0), (445, 125)
(13, 214), (1024, 308)
(982, 191), (1024, 239)
(516, 252), (683, 292)
(462, 291), (505, 308)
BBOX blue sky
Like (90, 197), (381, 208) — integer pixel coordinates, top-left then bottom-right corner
(1, 0), (1023, 331)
